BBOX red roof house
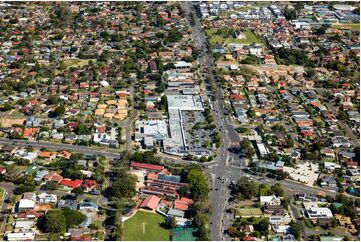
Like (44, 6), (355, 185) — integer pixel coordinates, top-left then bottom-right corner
(43, 171), (63, 183)
(130, 162), (164, 172)
(60, 179), (82, 189)
(82, 179), (97, 192)
(140, 195), (161, 210)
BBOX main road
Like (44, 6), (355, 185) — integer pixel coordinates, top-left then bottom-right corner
(181, 2), (241, 240)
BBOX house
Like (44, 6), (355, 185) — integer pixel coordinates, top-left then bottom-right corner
(239, 224), (254, 235)
(38, 151), (57, 160)
(79, 201), (98, 212)
(318, 175), (338, 190)
(139, 195), (161, 211)
(324, 161), (341, 172)
(18, 199), (35, 212)
(57, 150), (72, 159)
(36, 193), (57, 204)
(130, 162), (165, 173)
(60, 179), (82, 189)
(260, 195), (281, 206)
(304, 202), (333, 219)
(82, 179), (97, 192)
(33, 170), (49, 182)
(173, 197), (193, 211)
(264, 205), (286, 215)
(43, 171), (63, 183)
(58, 199), (78, 210)
(6, 232), (35, 241)
(13, 221), (35, 232)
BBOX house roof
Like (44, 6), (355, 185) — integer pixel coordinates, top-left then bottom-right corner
(130, 162), (164, 172)
(174, 203), (189, 211)
(140, 195), (161, 210)
(60, 179), (82, 188)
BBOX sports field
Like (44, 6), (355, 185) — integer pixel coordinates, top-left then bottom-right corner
(123, 211), (170, 241)
(331, 23), (360, 31)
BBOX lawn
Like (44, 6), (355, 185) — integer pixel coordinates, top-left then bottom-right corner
(62, 59), (95, 69)
(331, 23), (360, 31)
(205, 29), (260, 45)
(123, 211), (170, 241)
(235, 207), (263, 218)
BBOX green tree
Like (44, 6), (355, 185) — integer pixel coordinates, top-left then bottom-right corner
(72, 186), (84, 196)
(236, 177), (259, 199)
(3, 102), (12, 111)
(53, 105), (66, 116)
(199, 156), (208, 162)
(290, 221), (304, 239)
(241, 139), (256, 159)
(337, 111), (348, 121)
(111, 174), (137, 198)
(38, 209), (66, 233)
(284, 6), (297, 20)
(62, 207), (85, 228)
(270, 183), (284, 197)
(45, 181), (58, 191)
(186, 169), (209, 200)
(14, 183), (35, 195)
(111, 224), (123, 240)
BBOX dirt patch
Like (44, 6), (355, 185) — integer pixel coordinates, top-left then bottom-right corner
(0, 118), (25, 127)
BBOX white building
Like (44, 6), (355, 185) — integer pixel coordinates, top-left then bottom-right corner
(18, 199), (35, 212)
(92, 127), (118, 146)
(260, 195), (281, 206)
(6, 232), (35, 241)
(36, 193), (57, 204)
(14, 221), (35, 232)
(306, 207), (333, 219)
(304, 202), (333, 219)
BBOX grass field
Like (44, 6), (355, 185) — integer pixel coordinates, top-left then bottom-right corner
(123, 211), (170, 241)
(235, 208), (263, 217)
(205, 29), (260, 45)
(62, 59), (95, 69)
(331, 23), (360, 31)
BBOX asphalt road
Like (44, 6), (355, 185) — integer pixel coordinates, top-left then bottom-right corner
(181, 2), (238, 240)
(0, 138), (121, 159)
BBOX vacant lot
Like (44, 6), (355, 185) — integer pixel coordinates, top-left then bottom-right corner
(123, 211), (170, 241)
(234, 207), (263, 218)
(331, 23), (360, 31)
(205, 29), (260, 45)
(0, 118), (25, 128)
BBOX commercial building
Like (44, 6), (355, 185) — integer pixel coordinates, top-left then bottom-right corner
(163, 95), (204, 155)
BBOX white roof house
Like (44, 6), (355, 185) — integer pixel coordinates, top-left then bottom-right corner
(18, 199), (35, 211)
(260, 195), (281, 205)
(174, 61), (192, 69)
(14, 221), (35, 232)
(306, 207), (333, 219)
(6, 232), (35, 241)
(36, 193), (57, 204)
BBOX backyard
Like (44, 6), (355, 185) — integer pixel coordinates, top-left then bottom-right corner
(123, 211), (170, 241)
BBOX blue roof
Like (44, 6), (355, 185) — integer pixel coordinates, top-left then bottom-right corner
(79, 201), (98, 209)
(158, 174), (181, 183)
(34, 170), (49, 181)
